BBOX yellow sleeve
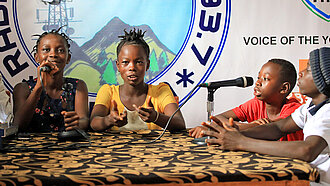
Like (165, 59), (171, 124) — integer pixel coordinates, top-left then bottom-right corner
(145, 83), (177, 130)
(155, 83), (177, 113)
(95, 84), (112, 109)
(94, 84), (124, 115)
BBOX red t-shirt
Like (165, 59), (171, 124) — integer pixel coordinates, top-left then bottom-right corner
(232, 97), (304, 141)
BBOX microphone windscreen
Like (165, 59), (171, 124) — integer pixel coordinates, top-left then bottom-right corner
(241, 76), (254, 87)
(246, 76), (254, 87)
(40, 66), (51, 72)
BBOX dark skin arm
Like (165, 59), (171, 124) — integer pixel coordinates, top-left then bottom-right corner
(90, 100), (128, 132)
(202, 116), (327, 162)
(13, 78), (89, 131)
(189, 110), (268, 138)
(13, 63), (56, 130)
(217, 110), (262, 130)
(133, 96), (186, 132)
(13, 82), (42, 131)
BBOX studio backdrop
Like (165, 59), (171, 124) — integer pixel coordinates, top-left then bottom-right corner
(0, 0), (329, 127)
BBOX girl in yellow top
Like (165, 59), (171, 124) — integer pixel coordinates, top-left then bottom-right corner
(90, 29), (185, 132)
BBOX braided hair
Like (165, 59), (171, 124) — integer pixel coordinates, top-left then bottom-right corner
(32, 27), (71, 54)
(116, 28), (150, 58)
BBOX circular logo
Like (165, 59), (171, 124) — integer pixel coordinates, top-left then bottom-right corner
(0, 0), (231, 104)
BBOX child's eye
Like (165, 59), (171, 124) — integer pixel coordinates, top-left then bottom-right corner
(121, 61), (128, 64)
(58, 48), (65, 53)
(41, 48), (50, 52)
(137, 61), (144, 64)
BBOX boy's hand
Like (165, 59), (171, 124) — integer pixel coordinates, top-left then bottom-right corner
(201, 116), (245, 150)
(106, 100), (127, 128)
(189, 126), (208, 138)
(133, 96), (158, 122)
(250, 118), (272, 125)
(61, 111), (80, 131)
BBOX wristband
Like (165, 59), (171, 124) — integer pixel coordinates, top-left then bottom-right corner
(152, 111), (159, 123)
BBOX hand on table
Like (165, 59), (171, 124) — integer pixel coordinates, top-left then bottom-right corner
(189, 126), (208, 138)
(201, 116), (245, 150)
(61, 111), (81, 131)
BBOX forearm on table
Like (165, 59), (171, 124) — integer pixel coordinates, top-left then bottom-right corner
(237, 123), (259, 131)
(239, 137), (317, 162)
(241, 123), (284, 140)
(90, 116), (112, 131)
(77, 117), (89, 130)
(154, 113), (186, 131)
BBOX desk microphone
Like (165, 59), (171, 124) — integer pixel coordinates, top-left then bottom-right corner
(40, 66), (51, 72)
(199, 76), (254, 89)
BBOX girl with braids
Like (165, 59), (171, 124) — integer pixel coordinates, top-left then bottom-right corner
(90, 29), (185, 132)
(13, 29), (89, 132)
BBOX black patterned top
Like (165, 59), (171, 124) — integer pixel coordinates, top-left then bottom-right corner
(23, 77), (78, 132)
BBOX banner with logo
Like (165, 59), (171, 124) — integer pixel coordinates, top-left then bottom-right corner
(0, 0), (329, 127)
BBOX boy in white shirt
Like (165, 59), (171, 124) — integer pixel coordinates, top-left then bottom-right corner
(201, 47), (330, 185)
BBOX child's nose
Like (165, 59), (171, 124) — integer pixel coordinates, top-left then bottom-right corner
(48, 49), (58, 57)
(128, 61), (136, 70)
(255, 78), (261, 86)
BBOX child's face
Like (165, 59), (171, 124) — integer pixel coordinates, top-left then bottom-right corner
(254, 62), (284, 102)
(297, 62), (319, 97)
(116, 44), (149, 86)
(34, 34), (71, 73)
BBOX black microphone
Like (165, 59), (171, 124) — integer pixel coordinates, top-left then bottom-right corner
(40, 66), (51, 72)
(199, 76), (254, 89)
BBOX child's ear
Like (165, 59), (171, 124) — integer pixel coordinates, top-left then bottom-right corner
(146, 60), (150, 71)
(116, 60), (120, 69)
(34, 53), (39, 63)
(280, 82), (290, 94)
(66, 53), (71, 64)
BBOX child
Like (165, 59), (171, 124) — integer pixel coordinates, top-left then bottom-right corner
(202, 47), (330, 185)
(90, 29), (185, 132)
(13, 29), (89, 132)
(190, 59), (304, 141)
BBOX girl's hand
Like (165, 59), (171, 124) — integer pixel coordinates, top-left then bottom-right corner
(106, 100), (127, 128)
(202, 116), (245, 151)
(61, 111), (80, 131)
(36, 61), (59, 87)
(133, 96), (158, 122)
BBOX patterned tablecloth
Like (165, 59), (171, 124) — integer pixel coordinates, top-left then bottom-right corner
(0, 130), (319, 185)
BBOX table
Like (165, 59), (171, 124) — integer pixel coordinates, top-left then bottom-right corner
(0, 130), (319, 185)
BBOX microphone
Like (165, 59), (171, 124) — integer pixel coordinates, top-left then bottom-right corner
(199, 76), (254, 89)
(40, 66), (51, 72)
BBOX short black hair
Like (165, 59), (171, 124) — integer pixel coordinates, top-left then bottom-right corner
(116, 28), (150, 58)
(32, 27), (71, 54)
(268, 58), (297, 94)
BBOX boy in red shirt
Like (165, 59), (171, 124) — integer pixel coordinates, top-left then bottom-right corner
(190, 59), (303, 141)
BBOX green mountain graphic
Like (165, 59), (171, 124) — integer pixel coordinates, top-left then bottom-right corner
(64, 17), (175, 93)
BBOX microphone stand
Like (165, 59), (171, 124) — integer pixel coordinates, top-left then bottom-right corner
(207, 88), (215, 122)
(193, 87), (216, 145)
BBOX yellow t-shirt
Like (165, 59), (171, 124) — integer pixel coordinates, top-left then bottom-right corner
(94, 83), (177, 130)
